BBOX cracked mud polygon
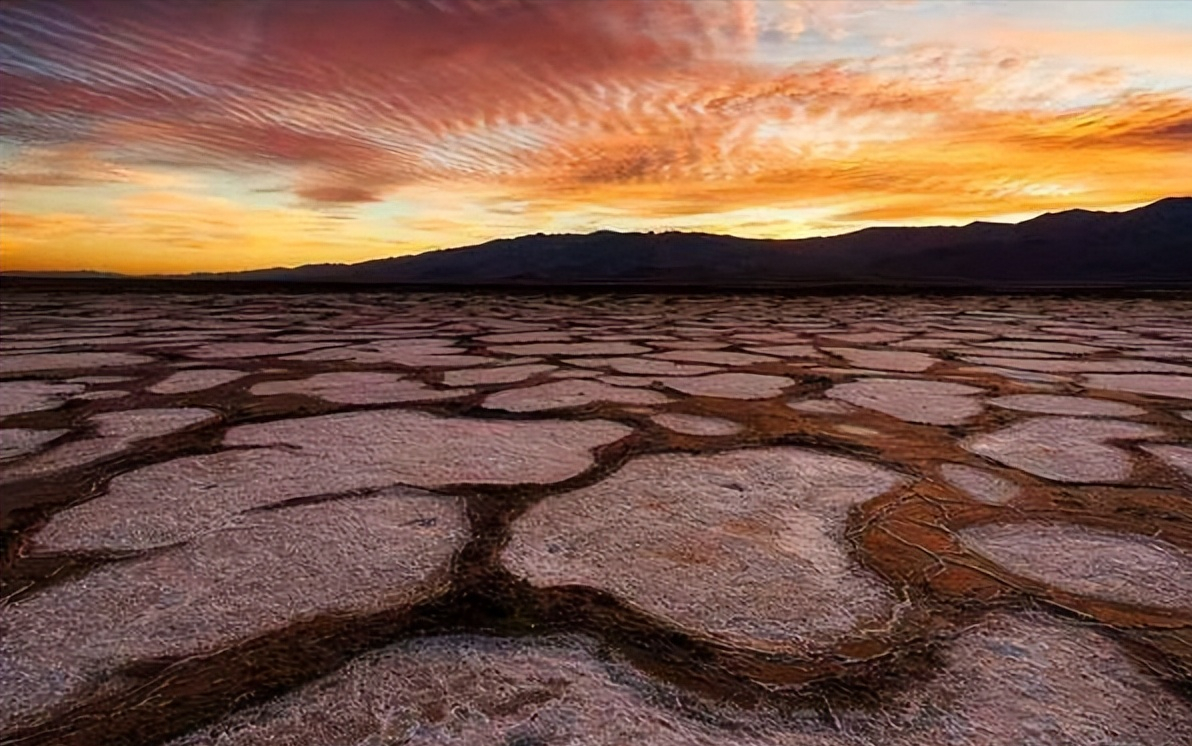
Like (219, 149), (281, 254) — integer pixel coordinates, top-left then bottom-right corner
(2, 290), (1191, 746)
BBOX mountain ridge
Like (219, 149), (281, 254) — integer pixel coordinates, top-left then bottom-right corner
(6, 197), (1191, 289)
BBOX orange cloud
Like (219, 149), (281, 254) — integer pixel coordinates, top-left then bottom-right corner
(1, 0), (752, 203)
(1, 0), (1190, 272)
(491, 50), (1192, 224)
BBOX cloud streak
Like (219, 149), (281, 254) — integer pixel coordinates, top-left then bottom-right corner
(1, 0), (1190, 272)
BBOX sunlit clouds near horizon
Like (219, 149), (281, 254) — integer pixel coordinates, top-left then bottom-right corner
(1, 0), (1190, 274)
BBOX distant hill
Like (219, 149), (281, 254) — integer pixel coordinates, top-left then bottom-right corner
(7, 197), (1191, 289)
(0, 270), (127, 280)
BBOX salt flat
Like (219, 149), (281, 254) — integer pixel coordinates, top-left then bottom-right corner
(1, 290), (1190, 745)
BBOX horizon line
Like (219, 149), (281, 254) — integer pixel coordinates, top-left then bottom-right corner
(3, 195), (1186, 278)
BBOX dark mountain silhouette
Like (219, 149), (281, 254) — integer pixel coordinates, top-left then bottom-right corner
(7, 197), (1191, 289)
(0, 270), (127, 280)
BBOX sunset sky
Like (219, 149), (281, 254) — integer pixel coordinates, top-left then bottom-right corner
(1, 0), (1190, 274)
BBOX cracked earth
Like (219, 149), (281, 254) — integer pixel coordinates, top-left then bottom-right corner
(1, 290), (1190, 745)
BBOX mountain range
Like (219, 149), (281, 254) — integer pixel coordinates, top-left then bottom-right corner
(6, 197), (1191, 290)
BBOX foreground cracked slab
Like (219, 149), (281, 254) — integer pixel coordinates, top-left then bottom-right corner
(183, 341), (336, 359)
(1142, 444), (1192, 479)
(975, 339), (1105, 355)
(989, 394), (1146, 418)
(2, 291), (1191, 746)
(1, 489), (466, 731)
(963, 417), (1163, 483)
(167, 635), (825, 746)
(787, 398), (857, 415)
(1, 408), (217, 482)
(651, 412), (743, 436)
(0, 428), (67, 461)
(970, 357), (1192, 375)
(34, 410), (632, 553)
(482, 379), (669, 411)
(0, 351), (153, 374)
(662, 372), (794, 400)
(823, 347), (937, 372)
(251, 371), (469, 404)
(169, 614), (1192, 746)
(287, 341), (490, 367)
(149, 368), (248, 394)
(441, 363), (556, 386)
(960, 523), (1192, 611)
(504, 448), (905, 651)
(939, 463), (1021, 504)
(871, 613), (1192, 745)
(826, 379), (984, 425)
(1082, 373), (1192, 400)
(0, 380), (85, 417)
(745, 344), (820, 358)
(651, 349), (775, 366)
(569, 356), (721, 376)
(489, 341), (651, 357)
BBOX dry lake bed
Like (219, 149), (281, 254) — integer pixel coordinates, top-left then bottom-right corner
(1, 289), (1191, 745)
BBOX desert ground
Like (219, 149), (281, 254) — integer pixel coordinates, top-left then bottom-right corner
(1, 289), (1190, 745)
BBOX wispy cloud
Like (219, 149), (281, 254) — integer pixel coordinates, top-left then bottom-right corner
(1, 0), (1189, 272)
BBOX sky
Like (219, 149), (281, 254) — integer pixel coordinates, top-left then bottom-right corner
(1, 0), (1190, 275)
